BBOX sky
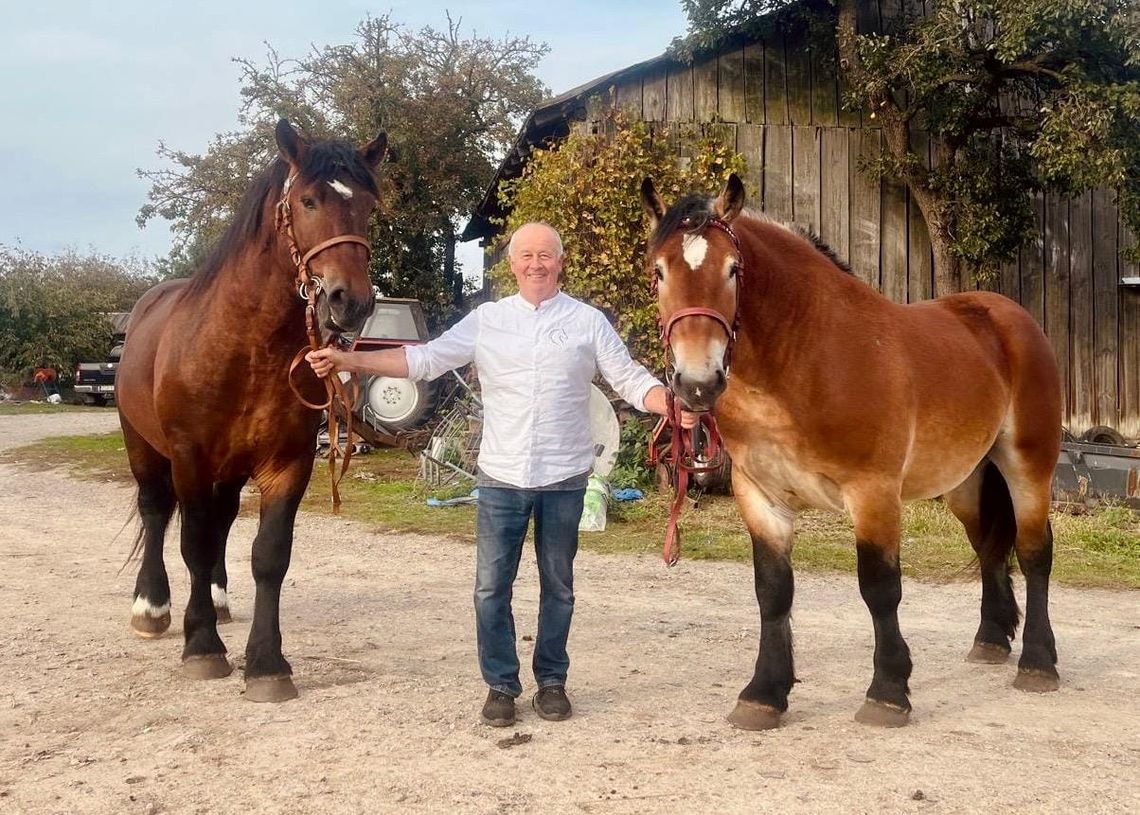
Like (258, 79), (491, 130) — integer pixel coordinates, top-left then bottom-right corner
(3, 1), (687, 279)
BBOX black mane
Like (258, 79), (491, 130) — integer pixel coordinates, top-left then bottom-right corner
(651, 195), (853, 277)
(649, 195), (714, 253)
(189, 140), (379, 292)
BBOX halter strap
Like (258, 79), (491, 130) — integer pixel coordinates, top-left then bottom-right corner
(275, 171), (371, 512)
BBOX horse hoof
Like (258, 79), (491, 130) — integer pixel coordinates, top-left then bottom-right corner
(181, 654), (233, 680)
(727, 700), (782, 730)
(245, 675), (298, 703)
(966, 641), (1011, 664)
(214, 606), (233, 625)
(1013, 668), (1060, 693)
(855, 700), (910, 728)
(130, 613), (171, 639)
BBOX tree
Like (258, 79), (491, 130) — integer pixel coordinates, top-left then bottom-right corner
(676, 0), (1140, 294)
(138, 15), (548, 328)
(492, 111), (747, 367)
(0, 246), (156, 382)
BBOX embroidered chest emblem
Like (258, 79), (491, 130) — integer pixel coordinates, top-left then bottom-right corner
(547, 327), (568, 348)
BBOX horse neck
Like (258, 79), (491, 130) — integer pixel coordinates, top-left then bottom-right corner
(199, 212), (308, 352)
(731, 223), (833, 387)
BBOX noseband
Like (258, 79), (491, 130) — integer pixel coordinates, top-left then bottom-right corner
(656, 216), (743, 372)
(275, 170), (372, 512)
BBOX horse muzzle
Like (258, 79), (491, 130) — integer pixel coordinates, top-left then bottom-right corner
(319, 286), (374, 337)
(669, 367), (727, 412)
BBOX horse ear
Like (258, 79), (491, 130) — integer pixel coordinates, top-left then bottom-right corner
(714, 173), (745, 222)
(640, 177), (666, 231)
(361, 132), (388, 168)
(275, 119), (307, 168)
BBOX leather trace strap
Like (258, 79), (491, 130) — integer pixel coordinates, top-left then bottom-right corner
(276, 172), (370, 512)
(648, 390), (727, 566)
(649, 215), (742, 565)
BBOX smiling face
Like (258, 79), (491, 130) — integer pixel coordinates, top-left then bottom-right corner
(509, 223), (564, 306)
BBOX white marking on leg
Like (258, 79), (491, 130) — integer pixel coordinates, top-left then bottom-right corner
(328, 180), (353, 199)
(682, 234), (708, 270)
(211, 584), (229, 609)
(132, 595), (171, 619)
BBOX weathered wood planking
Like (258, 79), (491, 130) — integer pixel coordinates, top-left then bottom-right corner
(1020, 193), (1046, 327)
(764, 125), (794, 222)
(765, 36), (788, 126)
(1092, 188), (1119, 428)
(820, 127), (851, 266)
(643, 67), (667, 123)
(811, 40), (839, 127)
(792, 126), (821, 233)
(784, 33), (813, 125)
(694, 57), (719, 122)
(616, 78), (643, 120)
(850, 128), (882, 289)
(737, 125), (765, 205)
(881, 167), (908, 303)
(907, 129), (933, 302)
(743, 42), (765, 124)
(718, 47), (745, 123)
(667, 64), (694, 123)
(1044, 194), (1071, 428)
(1069, 192), (1094, 432)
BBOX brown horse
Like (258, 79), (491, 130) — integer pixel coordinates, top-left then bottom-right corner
(641, 174), (1062, 729)
(117, 120), (386, 702)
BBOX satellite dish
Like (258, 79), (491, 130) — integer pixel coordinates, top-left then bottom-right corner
(587, 384), (621, 478)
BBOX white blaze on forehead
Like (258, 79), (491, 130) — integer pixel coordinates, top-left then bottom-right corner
(681, 234), (708, 270)
(328, 179), (353, 199)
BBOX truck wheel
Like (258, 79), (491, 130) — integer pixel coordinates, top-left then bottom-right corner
(362, 375), (438, 431)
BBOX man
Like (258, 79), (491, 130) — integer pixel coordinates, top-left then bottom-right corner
(307, 222), (687, 726)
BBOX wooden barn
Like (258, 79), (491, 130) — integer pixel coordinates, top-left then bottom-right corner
(462, 4), (1140, 444)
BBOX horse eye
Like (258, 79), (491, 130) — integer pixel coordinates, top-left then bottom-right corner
(655, 266), (664, 282)
(301, 197), (317, 210)
(728, 263), (739, 278)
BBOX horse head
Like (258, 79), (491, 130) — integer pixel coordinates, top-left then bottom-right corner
(274, 119), (388, 340)
(641, 173), (745, 412)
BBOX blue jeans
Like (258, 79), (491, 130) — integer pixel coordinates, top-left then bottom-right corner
(474, 485), (585, 698)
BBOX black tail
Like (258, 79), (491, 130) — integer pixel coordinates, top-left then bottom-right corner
(975, 460), (1021, 639)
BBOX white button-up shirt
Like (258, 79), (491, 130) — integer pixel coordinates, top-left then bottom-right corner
(404, 291), (662, 488)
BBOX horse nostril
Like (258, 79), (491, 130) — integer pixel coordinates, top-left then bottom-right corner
(328, 286), (347, 310)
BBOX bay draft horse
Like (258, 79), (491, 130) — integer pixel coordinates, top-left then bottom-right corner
(117, 120), (386, 702)
(641, 174), (1062, 729)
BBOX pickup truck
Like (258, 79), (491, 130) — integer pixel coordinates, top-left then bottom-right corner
(73, 312), (130, 406)
(74, 341), (121, 406)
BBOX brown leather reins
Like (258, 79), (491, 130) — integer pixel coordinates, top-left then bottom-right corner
(649, 216), (742, 566)
(276, 172), (369, 512)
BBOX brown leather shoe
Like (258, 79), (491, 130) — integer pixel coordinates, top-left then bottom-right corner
(481, 689), (516, 727)
(532, 685), (572, 721)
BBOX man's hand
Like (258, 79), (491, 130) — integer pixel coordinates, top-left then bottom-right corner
(306, 347), (344, 379)
(679, 410), (700, 430)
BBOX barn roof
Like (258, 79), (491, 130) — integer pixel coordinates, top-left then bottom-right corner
(459, 52), (672, 243)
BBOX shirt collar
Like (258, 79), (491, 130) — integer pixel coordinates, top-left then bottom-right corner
(513, 290), (563, 312)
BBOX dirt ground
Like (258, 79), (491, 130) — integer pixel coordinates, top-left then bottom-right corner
(1, 410), (1138, 814)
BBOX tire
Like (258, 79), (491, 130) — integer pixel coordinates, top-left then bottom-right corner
(362, 375), (438, 431)
(1081, 425), (1127, 446)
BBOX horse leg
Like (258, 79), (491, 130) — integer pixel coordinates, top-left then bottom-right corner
(944, 461), (1020, 663)
(988, 449), (1059, 692)
(172, 460), (232, 680)
(122, 418), (176, 639)
(209, 477), (247, 624)
(849, 487), (912, 727)
(243, 458), (313, 703)
(726, 474), (796, 730)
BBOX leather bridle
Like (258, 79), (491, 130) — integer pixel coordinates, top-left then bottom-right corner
(649, 215), (744, 566)
(276, 171), (371, 512)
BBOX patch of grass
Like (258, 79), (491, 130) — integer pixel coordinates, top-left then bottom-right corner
(7, 432), (1140, 588)
(0, 402), (107, 415)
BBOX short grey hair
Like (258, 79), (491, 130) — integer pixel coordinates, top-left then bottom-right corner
(507, 222), (564, 258)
